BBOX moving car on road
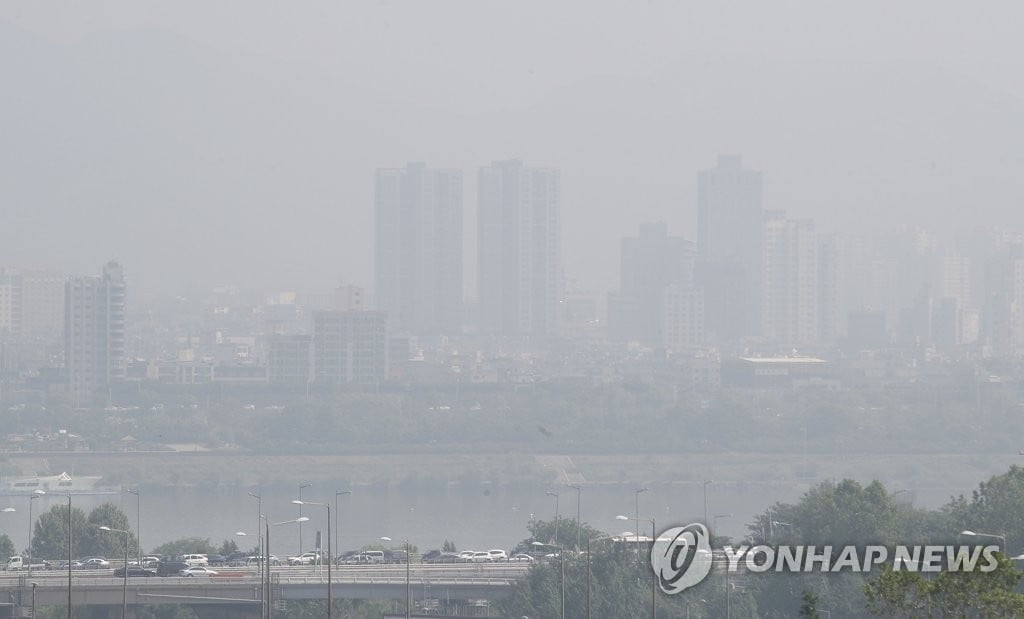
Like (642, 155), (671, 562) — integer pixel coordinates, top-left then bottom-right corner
(114, 567), (156, 577)
(82, 557), (110, 569)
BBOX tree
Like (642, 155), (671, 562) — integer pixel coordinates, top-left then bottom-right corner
(150, 537), (217, 558)
(499, 523), (757, 618)
(84, 503), (137, 559)
(944, 465), (1024, 550)
(521, 518), (603, 553)
(863, 565), (931, 616)
(864, 553), (1024, 616)
(442, 539), (456, 552)
(217, 539), (239, 556)
(0, 533), (14, 560)
(799, 590), (820, 617)
(32, 504), (89, 561)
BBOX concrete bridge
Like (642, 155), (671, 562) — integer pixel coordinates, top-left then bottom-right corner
(0, 564), (528, 617)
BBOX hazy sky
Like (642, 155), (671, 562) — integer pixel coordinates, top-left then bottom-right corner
(3, 1), (1022, 300)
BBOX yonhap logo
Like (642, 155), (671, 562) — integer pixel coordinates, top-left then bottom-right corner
(647, 522), (1000, 595)
(650, 523), (714, 594)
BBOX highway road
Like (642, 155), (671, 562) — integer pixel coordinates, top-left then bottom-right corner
(0, 562), (531, 584)
(0, 563), (531, 611)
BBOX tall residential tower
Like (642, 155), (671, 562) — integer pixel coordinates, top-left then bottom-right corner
(477, 159), (561, 337)
(697, 155), (763, 341)
(65, 261), (126, 404)
(375, 162), (463, 336)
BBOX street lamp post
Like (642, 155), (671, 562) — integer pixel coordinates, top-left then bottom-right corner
(702, 480), (712, 526)
(586, 533), (619, 619)
(618, 515), (656, 619)
(335, 491), (351, 563)
(546, 491), (560, 547)
(126, 488), (140, 567)
(235, 529), (259, 612)
(634, 488), (648, 559)
(568, 484), (582, 551)
(293, 500), (333, 618)
(268, 517), (309, 619)
(297, 483), (311, 554)
(98, 525), (130, 619)
(531, 541), (564, 619)
(961, 529), (1008, 553)
(248, 491), (264, 618)
(28, 491), (44, 580)
(30, 581), (36, 619)
(66, 495), (72, 619)
(381, 537), (411, 619)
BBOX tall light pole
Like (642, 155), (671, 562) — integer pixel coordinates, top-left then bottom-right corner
(28, 491), (44, 580)
(618, 515), (656, 619)
(98, 525), (130, 619)
(381, 537), (411, 619)
(532, 541), (564, 619)
(546, 491), (560, 546)
(702, 480), (712, 526)
(961, 530), (1008, 553)
(293, 500), (332, 618)
(298, 483), (311, 554)
(586, 533), (618, 619)
(126, 488), (140, 567)
(235, 530), (259, 613)
(248, 491), (264, 619)
(335, 491), (351, 563)
(568, 484), (582, 551)
(268, 516), (309, 619)
(634, 487), (648, 559)
(66, 495), (72, 619)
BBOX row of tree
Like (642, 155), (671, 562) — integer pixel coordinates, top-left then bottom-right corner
(502, 466), (1024, 617)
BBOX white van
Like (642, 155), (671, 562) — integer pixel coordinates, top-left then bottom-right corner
(180, 554), (209, 567)
(358, 551), (385, 564)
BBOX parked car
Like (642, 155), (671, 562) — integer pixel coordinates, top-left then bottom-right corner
(245, 556), (281, 567)
(423, 551), (459, 564)
(207, 554), (227, 566)
(470, 551), (493, 563)
(181, 566), (218, 577)
(82, 557), (111, 569)
(487, 549), (508, 561)
(509, 553), (536, 563)
(455, 551), (476, 563)
(114, 567), (156, 577)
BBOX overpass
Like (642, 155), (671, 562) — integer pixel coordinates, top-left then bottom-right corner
(0, 564), (529, 617)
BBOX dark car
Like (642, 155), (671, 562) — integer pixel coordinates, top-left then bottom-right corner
(385, 550), (408, 564)
(114, 567), (156, 577)
(207, 554), (227, 566)
(225, 551), (249, 566)
(156, 561), (189, 576)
